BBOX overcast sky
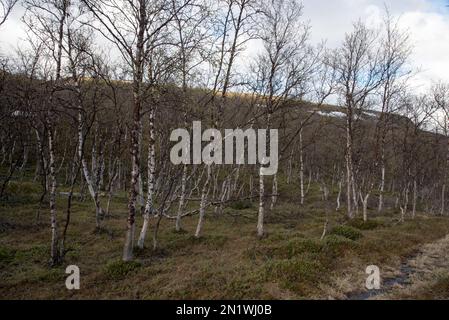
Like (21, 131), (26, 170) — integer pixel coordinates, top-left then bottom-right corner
(1, 0), (449, 93)
(302, 0), (449, 92)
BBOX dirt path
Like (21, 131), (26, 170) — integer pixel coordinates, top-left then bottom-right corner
(347, 235), (449, 300)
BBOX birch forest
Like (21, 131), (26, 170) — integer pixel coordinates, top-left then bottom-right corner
(2, 0), (449, 300)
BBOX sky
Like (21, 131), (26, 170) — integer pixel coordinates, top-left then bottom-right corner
(301, 0), (449, 92)
(1, 0), (449, 93)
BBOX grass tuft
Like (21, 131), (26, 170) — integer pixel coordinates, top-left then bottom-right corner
(329, 225), (363, 241)
(104, 260), (142, 280)
(348, 219), (384, 231)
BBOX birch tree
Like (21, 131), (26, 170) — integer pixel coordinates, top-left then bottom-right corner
(331, 21), (384, 219)
(24, 0), (73, 265)
(432, 83), (449, 216)
(82, 0), (192, 260)
(376, 11), (411, 213)
(250, 0), (317, 238)
(194, 0), (256, 238)
(172, 0), (210, 232)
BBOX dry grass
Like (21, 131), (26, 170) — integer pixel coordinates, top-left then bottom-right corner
(374, 235), (449, 300)
(2, 180), (449, 300)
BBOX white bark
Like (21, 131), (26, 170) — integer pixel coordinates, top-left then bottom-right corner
(346, 153), (353, 218)
(78, 111), (104, 229)
(305, 171), (312, 195)
(400, 185), (410, 223)
(47, 122), (59, 265)
(215, 178), (228, 215)
(138, 109), (156, 249)
(321, 184), (329, 201)
(360, 192), (370, 222)
(175, 165), (188, 232)
(195, 164), (212, 238)
(270, 174), (278, 210)
(336, 180), (342, 211)
(257, 172), (265, 238)
(320, 220), (329, 241)
(412, 178), (417, 219)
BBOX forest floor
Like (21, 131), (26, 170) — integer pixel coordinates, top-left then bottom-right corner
(1, 178), (449, 300)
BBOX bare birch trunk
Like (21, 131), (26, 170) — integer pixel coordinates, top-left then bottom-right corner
(175, 164), (188, 232)
(123, 90), (142, 261)
(257, 173), (265, 238)
(122, 0), (146, 261)
(137, 109), (156, 249)
(270, 174), (278, 210)
(306, 171), (312, 195)
(78, 111), (104, 229)
(299, 128), (305, 205)
(346, 154), (353, 219)
(336, 179), (342, 211)
(346, 109), (354, 218)
(412, 178), (417, 219)
(215, 178), (228, 215)
(360, 192), (370, 222)
(137, 120), (145, 214)
(400, 185), (410, 223)
(195, 164), (212, 238)
(320, 220), (329, 240)
(47, 121), (59, 265)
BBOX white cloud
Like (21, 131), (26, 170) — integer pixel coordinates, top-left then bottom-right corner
(302, 0), (449, 92)
(401, 10), (449, 89)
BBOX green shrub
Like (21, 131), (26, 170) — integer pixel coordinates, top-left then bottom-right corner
(265, 258), (324, 284)
(104, 260), (142, 280)
(282, 239), (323, 258)
(323, 234), (356, 257)
(348, 219), (384, 231)
(0, 246), (15, 266)
(34, 268), (65, 283)
(14, 245), (48, 264)
(329, 225), (363, 241)
(230, 200), (253, 210)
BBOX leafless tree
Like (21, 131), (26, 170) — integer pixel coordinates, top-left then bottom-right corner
(432, 83), (449, 216)
(249, 0), (319, 237)
(81, 0), (193, 260)
(375, 9), (411, 213)
(331, 21), (385, 219)
(194, 0), (256, 239)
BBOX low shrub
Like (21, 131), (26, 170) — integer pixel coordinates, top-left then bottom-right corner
(104, 260), (142, 280)
(230, 200), (253, 210)
(348, 219), (384, 231)
(329, 225), (363, 241)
